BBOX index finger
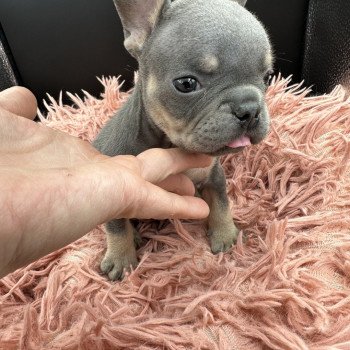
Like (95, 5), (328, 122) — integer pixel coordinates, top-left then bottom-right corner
(124, 180), (210, 220)
(0, 86), (37, 120)
(137, 148), (213, 183)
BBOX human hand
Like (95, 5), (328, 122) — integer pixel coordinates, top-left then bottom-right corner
(0, 87), (212, 277)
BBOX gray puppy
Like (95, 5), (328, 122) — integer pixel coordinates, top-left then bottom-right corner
(94, 0), (273, 280)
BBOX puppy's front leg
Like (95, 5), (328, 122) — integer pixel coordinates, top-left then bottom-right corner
(100, 218), (138, 280)
(202, 160), (239, 253)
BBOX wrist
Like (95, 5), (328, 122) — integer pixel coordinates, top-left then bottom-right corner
(0, 164), (127, 277)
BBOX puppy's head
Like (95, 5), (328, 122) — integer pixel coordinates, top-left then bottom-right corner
(114, 0), (273, 155)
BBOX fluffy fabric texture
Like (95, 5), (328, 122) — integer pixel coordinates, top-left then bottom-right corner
(0, 76), (349, 350)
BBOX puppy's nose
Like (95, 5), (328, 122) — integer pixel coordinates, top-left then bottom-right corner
(234, 102), (261, 124)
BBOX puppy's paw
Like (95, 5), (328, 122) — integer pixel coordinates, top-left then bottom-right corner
(100, 247), (138, 281)
(208, 222), (239, 254)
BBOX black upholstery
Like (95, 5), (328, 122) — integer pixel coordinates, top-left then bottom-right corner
(246, 0), (309, 84)
(0, 0), (137, 107)
(302, 0), (350, 93)
(0, 0), (349, 106)
(0, 24), (18, 90)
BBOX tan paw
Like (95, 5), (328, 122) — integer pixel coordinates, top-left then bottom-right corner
(100, 247), (138, 281)
(208, 222), (239, 254)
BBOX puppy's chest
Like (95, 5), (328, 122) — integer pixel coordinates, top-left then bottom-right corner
(184, 161), (215, 186)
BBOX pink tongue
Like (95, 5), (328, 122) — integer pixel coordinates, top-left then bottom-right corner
(227, 136), (251, 148)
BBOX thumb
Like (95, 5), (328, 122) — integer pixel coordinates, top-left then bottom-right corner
(0, 86), (37, 120)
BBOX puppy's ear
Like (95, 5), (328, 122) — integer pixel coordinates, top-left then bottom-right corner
(113, 0), (169, 58)
(232, 0), (247, 6)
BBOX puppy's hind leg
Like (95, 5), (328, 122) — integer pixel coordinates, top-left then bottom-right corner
(100, 218), (138, 280)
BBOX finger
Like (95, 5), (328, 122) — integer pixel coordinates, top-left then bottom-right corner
(157, 174), (196, 196)
(137, 148), (213, 183)
(0, 86), (37, 120)
(124, 181), (210, 220)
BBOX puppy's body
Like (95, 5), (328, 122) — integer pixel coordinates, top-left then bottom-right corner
(94, 0), (273, 280)
(94, 87), (172, 157)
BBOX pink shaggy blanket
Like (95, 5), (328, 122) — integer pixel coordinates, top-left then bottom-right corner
(1, 76), (350, 350)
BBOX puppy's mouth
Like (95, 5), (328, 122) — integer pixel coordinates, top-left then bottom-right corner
(202, 135), (251, 156)
(226, 135), (251, 149)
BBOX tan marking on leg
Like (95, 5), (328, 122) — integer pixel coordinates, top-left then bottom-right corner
(202, 186), (239, 254)
(184, 158), (216, 185)
(100, 220), (138, 280)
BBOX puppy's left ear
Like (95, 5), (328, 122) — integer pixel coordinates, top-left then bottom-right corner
(113, 0), (170, 58)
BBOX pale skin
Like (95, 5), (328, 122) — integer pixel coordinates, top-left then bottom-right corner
(0, 87), (212, 278)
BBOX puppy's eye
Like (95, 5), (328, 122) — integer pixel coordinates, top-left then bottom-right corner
(173, 77), (199, 93)
(264, 69), (274, 86)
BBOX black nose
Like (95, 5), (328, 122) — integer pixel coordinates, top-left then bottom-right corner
(234, 102), (261, 123)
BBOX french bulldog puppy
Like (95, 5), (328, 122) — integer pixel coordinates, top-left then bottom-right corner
(93, 0), (273, 280)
